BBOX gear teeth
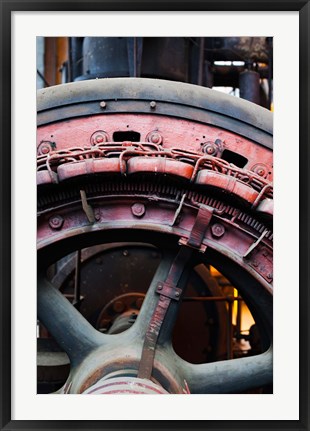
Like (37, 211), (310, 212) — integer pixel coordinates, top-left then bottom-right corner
(37, 178), (272, 243)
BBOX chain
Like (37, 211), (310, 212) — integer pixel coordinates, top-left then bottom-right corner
(37, 142), (273, 201)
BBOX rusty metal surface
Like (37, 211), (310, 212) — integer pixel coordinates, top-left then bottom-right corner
(37, 78), (272, 147)
(37, 246), (272, 394)
(37, 114), (273, 179)
(37, 77), (273, 394)
(36, 143), (273, 211)
(138, 247), (193, 380)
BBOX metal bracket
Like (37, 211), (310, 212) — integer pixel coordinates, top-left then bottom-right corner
(80, 190), (95, 224)
(137, 205), (214, 381)
(179, 204), (214, 252)
(243, 229), (269, 258)
(156, 282), (182, 301)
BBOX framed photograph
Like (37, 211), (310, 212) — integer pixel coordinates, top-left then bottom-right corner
(2, 1), (309, 430)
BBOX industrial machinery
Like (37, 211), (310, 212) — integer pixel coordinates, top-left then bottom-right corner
(37, 37), (273, 395)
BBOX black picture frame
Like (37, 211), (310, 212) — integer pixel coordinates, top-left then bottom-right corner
(1, 1), (309, 430)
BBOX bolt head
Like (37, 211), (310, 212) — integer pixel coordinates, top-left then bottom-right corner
(41, 145), (50, 154)
(211, 223), (225, 238)
(202, 142), (217, 156)
(148, 132), (163, 144)
(49, 215), (64, 230)
(252, 163), (268, 178)
(131, 203), (146, 217)
(150, 101), (156, 109)
(37, 142), (53, 156)
(175, 291), (180, 297)
(100, 101), (106, 109)
(90, 130), (109, 146)
(96, 135), (104, 143)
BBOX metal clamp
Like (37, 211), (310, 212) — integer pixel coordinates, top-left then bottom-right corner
(179, 204), (214, 252)
(156, 282), (182, 301)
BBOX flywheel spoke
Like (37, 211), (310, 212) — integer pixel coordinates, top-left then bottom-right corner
(37, 276), (105, 366)
(133, 247), (192, 342)
(177, 346), (273, 393)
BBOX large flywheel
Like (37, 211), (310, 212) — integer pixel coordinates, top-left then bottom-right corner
(37, 78), (273, 394)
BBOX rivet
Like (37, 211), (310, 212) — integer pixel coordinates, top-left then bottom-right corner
(150, 101), (156, 109)
(100, 101), (106, 109)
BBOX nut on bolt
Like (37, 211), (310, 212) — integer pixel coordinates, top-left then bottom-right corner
(90, 130), (109, 146)
(49, 215), (64, 230)
(131, 203), (146, 218)
(203, 143), (217, 156)
(211, 223), (225, 238)
(147, 131), (163, 145)
(251, 163), (268, 178)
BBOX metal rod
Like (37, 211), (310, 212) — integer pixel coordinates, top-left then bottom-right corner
(183, 296), (242, 302)
(36, 69), (50, 87)
(267, 37), (273, 110)
(74, 249), (81, 308)
(227, 299), (233, 359)
(236, 295), (242, 337)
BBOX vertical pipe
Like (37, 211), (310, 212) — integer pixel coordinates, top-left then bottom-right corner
(239, 69), (260, 105)
(133, 37), (137, 78)
(197, 37), (205, 86)
(267, 37), (273, 110)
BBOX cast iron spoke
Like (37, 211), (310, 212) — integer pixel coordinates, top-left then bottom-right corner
(37, 276), (105, 366)
(176, 345), (273, 393)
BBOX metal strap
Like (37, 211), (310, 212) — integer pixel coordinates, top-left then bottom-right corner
(179, 204), (214, 252)
(137, 205), (213, 380)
